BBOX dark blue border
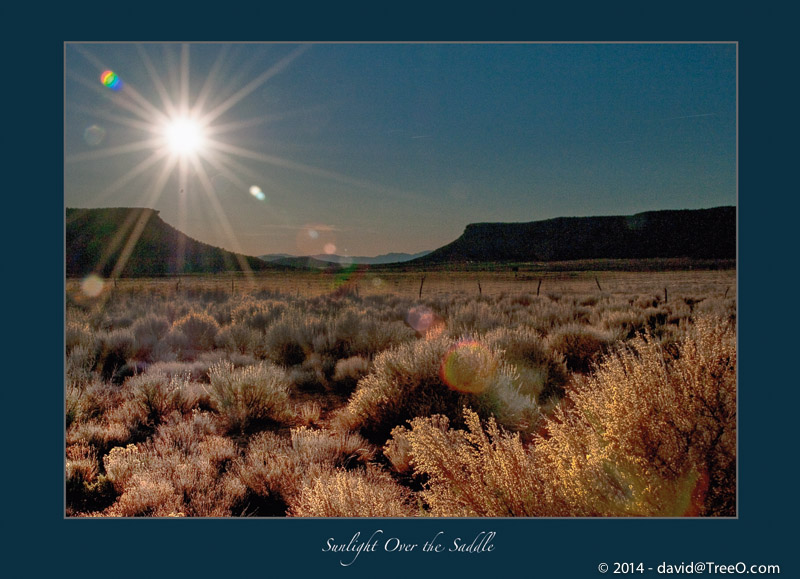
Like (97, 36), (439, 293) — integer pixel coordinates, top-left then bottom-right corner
(11, 5), (796, 578)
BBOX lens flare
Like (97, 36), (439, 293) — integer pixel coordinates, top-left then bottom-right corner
(296, 224), (337, 256)
(81, 274), (105, 297)
(406, 306), (444, 337)
(439, 339), (498, 393)
(100, 70), (122, 91)
(249, 185), (266, 201)
(83, 124), (106, 146)
(406, 306), (435, 332)
(329, 263), (366, 295)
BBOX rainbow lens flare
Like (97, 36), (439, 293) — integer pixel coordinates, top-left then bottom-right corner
(100, 70), (122, 91)
(439, 339), (498, 394)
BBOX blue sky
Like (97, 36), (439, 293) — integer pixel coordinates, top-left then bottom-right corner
(64, 42), (736, 257)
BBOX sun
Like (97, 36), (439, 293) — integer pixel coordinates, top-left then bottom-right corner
(164, 116), (206, 156)
(67, 43), (384, 267)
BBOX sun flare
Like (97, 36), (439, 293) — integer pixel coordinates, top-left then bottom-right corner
(66, 43), (365, 272)
(164, 117), (205, 156)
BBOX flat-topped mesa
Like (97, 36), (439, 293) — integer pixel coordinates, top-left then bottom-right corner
(416, 207), (735, 264)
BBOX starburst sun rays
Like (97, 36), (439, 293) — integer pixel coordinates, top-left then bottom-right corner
(65, 42), (359, 282)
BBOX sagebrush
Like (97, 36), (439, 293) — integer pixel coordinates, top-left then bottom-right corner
(65, 270), (735, 517)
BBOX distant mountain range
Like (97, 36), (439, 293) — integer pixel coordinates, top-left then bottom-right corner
(259, 251), (432, 265)
(260, 255), (347, 270)
(413, 207), (736, 264)
(66, 207), (276, 277)
(66, 206), (735, 278)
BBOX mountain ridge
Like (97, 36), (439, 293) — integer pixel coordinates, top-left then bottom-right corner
(259, 251), (432, 265)
(413, 206), (736, 264)
(66, 206), (736, 278)
(66, 207), (278, 277)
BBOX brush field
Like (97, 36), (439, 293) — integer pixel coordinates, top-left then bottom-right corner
(65, 267), (736, 517)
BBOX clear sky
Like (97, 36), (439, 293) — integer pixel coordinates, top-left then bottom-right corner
(64, 42), (736, 258)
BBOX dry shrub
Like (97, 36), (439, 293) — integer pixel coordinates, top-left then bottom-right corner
(215, 323), (262, 356)
(536, 316), (736, 516)
(163, 327), (191, 357)
(381, 316), (735, 518)
(66, 379), (143, 442)
(66, 378), (119, 427)
(383, 426), (415, 475)
(66, 344), (96, 390)
(485, 326), (569, 405)
(65, 383), (83, 430)
(696, 296), (736, 322)
(207, 361), (295, 433)
(334, 336), (539, 444)
(447, 299), (506, 334)
(103, 412), (246, 517)
(633, 295), (661, 309)
(287, 352), (332, 391)
(333, 354), (370, 380)
(106, 474), (186, 517)
(288, 467), (416, 517)
(235, 426), (376, 515)
(331, 355), (370, 393)
(95, 328), (135, 382)
(325, 308), (415, 358)
(231, 299), (287, 332)
(263, 313), (310, 366)
(235, 432), (297, 514)
(598, 309), (648, 339)
(289, 426), (374, 467)
(66, 443), (116, 515)
(298, 401), (322, 426)
(127, 371), (200, 426)
(66, 443), (99, 487)
(147, 359), (215, 383)
(172, 311), (220, 352)
(546, 323), (617, 373)
(520, 296), (576, 331)
(390, 409), (544, 517)
(67, 416), (138, 459)
(130, 313), (171, 360)
(66, 318), (96, 356)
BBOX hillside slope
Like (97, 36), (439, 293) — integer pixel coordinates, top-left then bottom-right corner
(66, 207), (276, 277)
(415, 207), (736, 264)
